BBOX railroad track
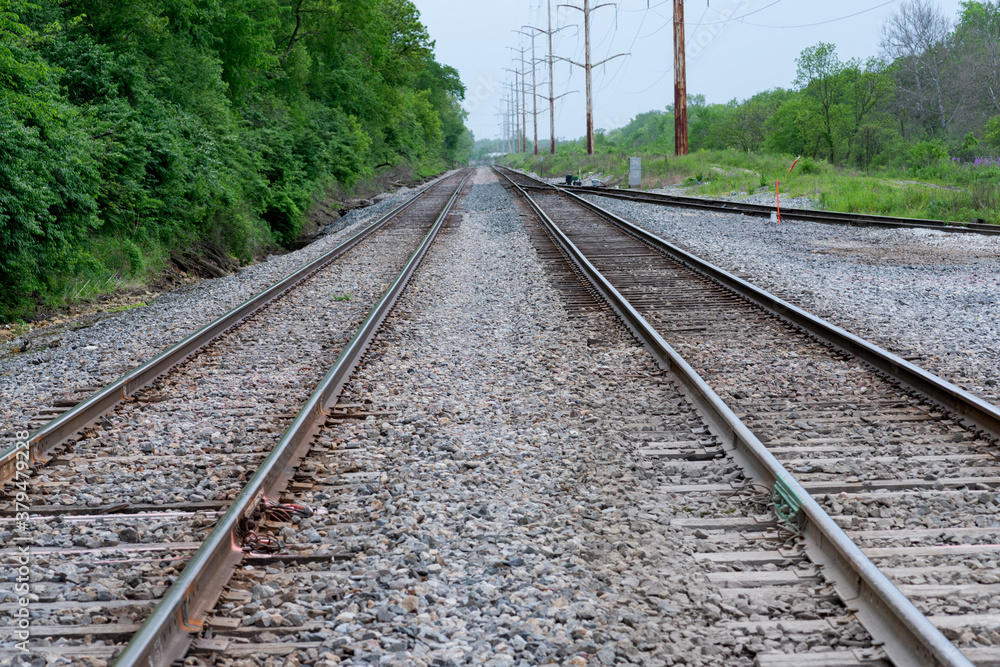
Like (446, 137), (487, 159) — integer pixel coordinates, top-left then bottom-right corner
(182, 170), (887, 667)
(562, 183), (1000, 236)
(510, 182), (889, 666)
(497, 166), (1000, 666)
(0, 169), (472, 665)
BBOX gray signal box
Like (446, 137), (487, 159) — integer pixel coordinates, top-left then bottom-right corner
(628, 158), (642, 188)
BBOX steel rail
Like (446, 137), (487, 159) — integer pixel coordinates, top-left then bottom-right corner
(113, 170), (471, 667)
(495, 167), (975, 667)
(505, 168), (1000, 439)
(567, 192), (1000, 439)
(0, 178), (447, 486)
(564, 183), (1000, 235)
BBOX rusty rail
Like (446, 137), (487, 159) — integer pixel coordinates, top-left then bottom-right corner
(0, 178), (448, 486)
(112, 170), (471, 667)
(565, 184), (1000, 235)
(496, 166), (975, 667)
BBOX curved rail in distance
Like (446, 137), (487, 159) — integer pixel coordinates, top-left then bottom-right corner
(506, 169), (1000, 439)
(564, 183), (1000, 235)
(495, 166), (975, 667)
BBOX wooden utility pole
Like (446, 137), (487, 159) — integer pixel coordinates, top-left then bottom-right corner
(504, 89), (512, 153)
(547, 0), (558, 154)
(514, 78), (520, 153)
(505, 81), (517, 153)
(673, 0), (688, 156)
(494, 104), (507, 155)
(507, 46), (530, 152)
(504, 69), (522, 152)
(521, 0), (575, 154)
(558, 1), (626, 155)
(515, 29), (540, 155)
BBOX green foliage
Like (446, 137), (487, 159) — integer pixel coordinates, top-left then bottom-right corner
(910, 140), (949, 168)
(0, 1), (102, 317)
(0, 0), (470, 320)
(499, 21), (1000, 226)
(725, 88), (791, 152)
(956, 132), (982, 162)
(985, 115), (1000, 150)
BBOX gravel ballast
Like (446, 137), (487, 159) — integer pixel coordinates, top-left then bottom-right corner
(4, 167), (996, 665)
(200, 170), (871, 667)
(582, 192), (1000, 405)
(0, 176), (456, 447)
(0, 175), (471, 662)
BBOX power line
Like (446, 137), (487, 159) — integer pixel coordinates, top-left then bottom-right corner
(688, 0), (785, 26)
(741, 0), (898, 29)
(618, 1), (706, 97)
(599, 0), (706, 95)
(618, 0), (672, 13)
(625, 65), (674, 95)
(600, 4), (651, 94)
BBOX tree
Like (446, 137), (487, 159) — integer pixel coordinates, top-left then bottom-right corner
(0, 0), (472, 320)
(787, 44), (896, 165)
(0, 1), (100, 314)
(840, 57), (896, 167)
(608, 110), (672, 151)
(687, 95), (734, 151)
(954, 1), (1000, 116)
(795, 43), (844, 161)
(879, 0), (961, 136)
(985, 114), (1000, 149)
(725, 89), (790, 152)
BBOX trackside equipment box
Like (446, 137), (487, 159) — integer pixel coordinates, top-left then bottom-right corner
(628, 158), (641, 188)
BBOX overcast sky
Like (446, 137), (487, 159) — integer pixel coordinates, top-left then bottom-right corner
(412, 0), (967, 143)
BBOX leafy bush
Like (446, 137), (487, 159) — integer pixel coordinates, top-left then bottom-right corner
(985, 115), (1000, 151)
(0, 0), (471, 320)
(909, 140), (949, 168)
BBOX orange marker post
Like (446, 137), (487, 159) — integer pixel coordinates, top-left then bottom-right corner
(774, 156), (800, 224)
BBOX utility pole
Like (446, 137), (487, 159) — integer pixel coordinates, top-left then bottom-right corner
(500, 86), (510, 153)
(511, 80), (519, 153)
(506, 45), (530, 152)
(546, 0), (558, 153)
(673, 0), (688, 156)
(514, 29), (540, 155)
(558, 0), (627, 155)
(494, 104), (507, 156)
(517, 1), (576, 154)
(505, 85), (514, 153)
(504, 70), (522, 152)
(505, 92), (512, 154)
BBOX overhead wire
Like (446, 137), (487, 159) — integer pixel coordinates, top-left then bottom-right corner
(606, 0), (902, 97)
(687, 0), (785, 26)
(620, 1), (708, 96)
(599, 6), (649, 94)
(618, 0), (672, 13)
(741, 0), (897, 29)
(617, 1), (709, 97)
(512, 0), (903, 141)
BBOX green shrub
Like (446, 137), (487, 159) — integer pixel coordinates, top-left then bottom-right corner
(985, 116), (1000, 151)
(909, 140), (949, 168)
(0, 0), (470, 321)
